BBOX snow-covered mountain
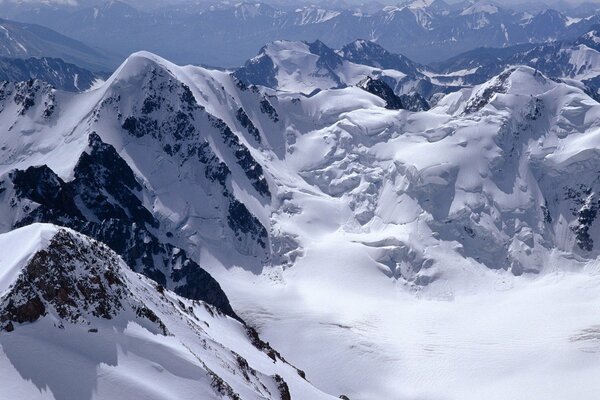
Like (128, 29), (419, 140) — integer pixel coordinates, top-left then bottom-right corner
(234, 39), (433, 101)
(429, 27), (600, 99)
(0, 224), (335, 400)
(1, 48), (600, 399)
(5, 0), (600, 66)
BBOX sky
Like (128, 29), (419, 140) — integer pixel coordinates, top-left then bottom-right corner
(2, 0), (600, 10)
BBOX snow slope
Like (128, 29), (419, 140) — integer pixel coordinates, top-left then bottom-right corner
(0, 224), (336, 400)
(214, 64), (600, 399)
(234, 40), (420, 95)
(0, 50), (600, 399)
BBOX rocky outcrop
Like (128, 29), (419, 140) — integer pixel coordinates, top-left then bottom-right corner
(6, 133), (238, 319)
(0, 228), (167, 334)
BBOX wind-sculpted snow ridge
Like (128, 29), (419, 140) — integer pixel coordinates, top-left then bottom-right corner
(1, 50), (600, 399)
(0, 224), (336, 400)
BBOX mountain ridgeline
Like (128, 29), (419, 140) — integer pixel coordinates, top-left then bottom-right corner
(1, 8), (600, 400)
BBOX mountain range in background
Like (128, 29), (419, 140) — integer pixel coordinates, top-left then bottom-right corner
(1, 0), (600, 66)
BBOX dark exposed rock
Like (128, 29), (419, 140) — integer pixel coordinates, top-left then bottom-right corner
(0, 229), (168, 334)
(463, 68), (514, 114)
(212, 118), (270, 198)
(571, 197), (598, 251)
(236, 107), (262, 143)
(197, 139), (269, 251)
(245, 325), (283, 362)
(0, 79), (56, 118)
(260, 97), (279, 122)
(357, 77), (403, 110)
(273, 374), (291, 400)
(7, 133), (238, 320)
(228, 197), (268, 249)
(562, 184), (600, 252)
(399, 92), (430, 112)
(209, 370), (242, 400)
(339, 40), (421, 75)
(542, 202), (552, 224)
(234, 51), (279, 88)
(308, 40), (343, 71)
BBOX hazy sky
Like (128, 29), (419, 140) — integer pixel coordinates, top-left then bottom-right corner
(2, 0), (600, 9)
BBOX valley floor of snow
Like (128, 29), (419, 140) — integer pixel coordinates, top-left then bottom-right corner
(212, 245), (600, 400)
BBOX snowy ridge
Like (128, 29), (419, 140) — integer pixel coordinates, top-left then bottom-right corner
(0, 49), (600, 399)
(0, 224), (336, 400)
(234, 39), (430, 97)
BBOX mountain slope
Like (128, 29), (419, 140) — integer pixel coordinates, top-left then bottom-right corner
(0, 56), (102, 91)
(0, 223), (336, 400)
(428, 27), (600, 98)
(234, 39), (430, 97)
(0, 50), (600, 399)
(218, 65), (600, 400)
(0, 17), (117, 72)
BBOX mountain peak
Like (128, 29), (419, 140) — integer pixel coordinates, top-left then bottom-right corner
(0, 224), (167, 334)
(338, 39), (422, 75)
(460, 0), (500, 15)
(463, 66), (554, 114)
(110, 50), (177, 83)
(575, 24), (600, 51)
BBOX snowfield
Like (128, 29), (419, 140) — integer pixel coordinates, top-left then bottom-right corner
(0, 45), (600, 400)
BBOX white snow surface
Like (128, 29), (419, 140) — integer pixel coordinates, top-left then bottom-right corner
(0, 223), (56, 295)
(258, 40), (407, 94)
(0, 224), (335, 400)
(0, 51), (600, 400)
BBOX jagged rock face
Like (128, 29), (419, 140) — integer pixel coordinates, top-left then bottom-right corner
(308, 40), (344, 71)
(358, 77), (404, 110)
(259, 97), (279, 123)
(0, 56), (273, 314)
(399, 92), (430, 111)
(101, 60), (270, 260)
(575, 26), (600, 51)
(236, 107), (262, 143)
(463, 68), (514, 114)
(0, 229), (167, 334)
(338, 40), (421, 75)
(0, 79), (55, 118)
(234, 51), (279, 88)
(6, 133), (238, 319)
